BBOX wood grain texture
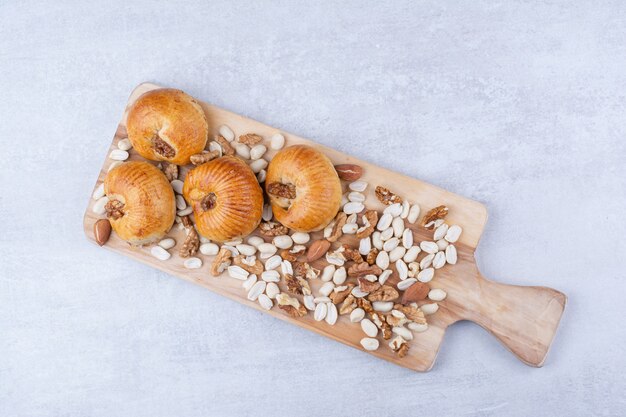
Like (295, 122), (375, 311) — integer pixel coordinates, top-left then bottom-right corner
(83, 83), (566, 371)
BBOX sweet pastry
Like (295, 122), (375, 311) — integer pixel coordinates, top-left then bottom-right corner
(183, 156), (263, 242)
(104, 161), (176, 245)
(265, 145), (342, 232)
(126, 88), (208, 165)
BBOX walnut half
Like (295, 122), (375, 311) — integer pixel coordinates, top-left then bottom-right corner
(327, 212), (347, 243)
(367, 285), (399, 302)
(153, 135), (175, 158)
(215, 135), (234, 155)
(329, 283), (355, 305)
(161, 162), (178, 181)
(232, 255), (263, 275)
(284, 273), (311, 296)
(420, 205), (449, 229)
(393, 303), (426, 324)
(190, 150), (220, 166)
(210, 247), (232, 276)
(356, 210), (377, 239)
(375, 186), (402, 205)
(348, 262), (382, 278)
(339, 294), (357, 315)
(238, 133), (263, 145)
(366, 248), (379, 265)
(267, 182), (296, 199)
(179, 227), (200, 258)
(276, 293), (307, 317)
(259, 221), (289, 236)
(105, 199), (125, 220)
(358, 277), (381, 293)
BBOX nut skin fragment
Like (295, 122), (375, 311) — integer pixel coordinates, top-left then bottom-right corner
(366, 248), (379, 265)
(267, 182), (297, 199)
(190, 150), (220, 166)
(232, 255), (263, 275)
(259, 221), (289, 236)
(401, 282), (430, 304)
(367, 285), (399, 302)
(375, 186), (402, 205)
(215, 135), (234, 155)
(238, 133), (263, 145)
(358, 277), (381, 293)
(420, 205), (449, 229)
(162, 162), (178, 181)
(94, 219), (111, 246)
(329, 283), (355, 304)
(307, 239), (331, 262)
(179, 227), (200, 258)
(356, 210), (377, 239)
(334, 164), (363, 181)
(348, 262), (383, 278)
(327, 212), (347, 243)
(210, 247), (232, 276)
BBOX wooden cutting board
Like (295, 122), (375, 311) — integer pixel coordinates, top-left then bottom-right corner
(83, 83), (567, 371)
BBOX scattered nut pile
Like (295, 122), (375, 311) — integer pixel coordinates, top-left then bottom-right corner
(92, 124), (463, 359)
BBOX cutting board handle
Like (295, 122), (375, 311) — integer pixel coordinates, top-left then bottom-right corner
(457, 274), (567, 367)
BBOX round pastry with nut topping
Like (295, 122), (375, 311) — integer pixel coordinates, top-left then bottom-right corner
(183, 156), (264, 242)
(126, 88), (208, 165)
(104, 161), (176, 245)
(266, 145), (342, 232)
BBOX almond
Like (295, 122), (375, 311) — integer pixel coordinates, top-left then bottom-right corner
(306, 239), (331, 262)
(334, 164), (363, 181)
(94, 219), (111, 246)
(401, 281), (430, 303)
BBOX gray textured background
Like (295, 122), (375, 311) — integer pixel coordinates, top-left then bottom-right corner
(1, 1), (625, 416)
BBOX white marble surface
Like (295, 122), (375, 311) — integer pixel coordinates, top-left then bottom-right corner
(1, 1), (625, 416)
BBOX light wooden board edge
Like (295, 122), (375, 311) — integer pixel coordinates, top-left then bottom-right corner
(83, 82), (566, 371)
